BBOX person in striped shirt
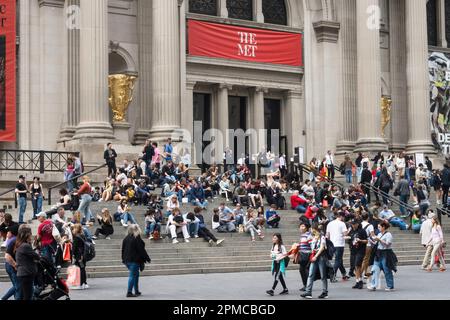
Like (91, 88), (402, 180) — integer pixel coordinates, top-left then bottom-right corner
(298, 222), (313, 292)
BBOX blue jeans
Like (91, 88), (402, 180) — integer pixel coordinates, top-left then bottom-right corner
(189, 221), (200, 237)
(145, 222), (158, 236)
(356, 167), (362, 183)
(389, 217), (407, 230)
(345, 169), (352, 183)
(1, 263), (21, 300)
(234, 215), (244, 226)
(65, 172), (75, 192)
(41, 243), (56, 265)
(78, 194), (93, 222)
(295, 205), (306, 214)
(122, 212), (137, 224)
(18, 197), (27, 224)
(31, 196), (43, 218)
(164, 176), (176, 184)
(333, 247), (346, 277)
(371, 252), (394, 289)
(412, 223), (421, 233)
(305, 256), (328, 295)
(126, 262), (140, 294)
(83, 227), (93, 240)
(191, 199), (208, 209)
(399, 195), (409, 216)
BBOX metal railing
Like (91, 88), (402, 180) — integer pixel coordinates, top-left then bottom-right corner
(47, 164), (107, 205)
(0, 187), (17, 208)
(0, 150), (79, 173)
(297, 163), (344, 189)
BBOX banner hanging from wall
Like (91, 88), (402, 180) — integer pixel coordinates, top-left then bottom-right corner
(0, 0), (16, 142)
(429, 52), (450, 154)
(188, 19), (303, 67)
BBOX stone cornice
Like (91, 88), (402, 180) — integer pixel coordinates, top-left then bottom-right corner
(313, 20), (340, 43)
(39, 0), (65, 8)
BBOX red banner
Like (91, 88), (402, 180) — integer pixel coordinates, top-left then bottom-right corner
(188, 20), (302, 67)
(0, 0), (16, 142)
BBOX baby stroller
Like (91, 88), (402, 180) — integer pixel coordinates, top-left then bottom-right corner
(34, 256), (71, 300)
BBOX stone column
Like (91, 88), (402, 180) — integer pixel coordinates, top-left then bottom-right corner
(219, 0), (228, 18)
(133, 0), (152, 144)
(355, 0), (387, 152)
(255, 0), (264, 23)
(253, 87), (267, 155)
(60, 0), (80, 141)
(405, 0), (436, 154)
(74, 0), (114, 139)
(217, 84), (231, 151)
(336, 0), (357, 154)
(389, 0), (407, 152)
(18, 0), (31, 149)
(149, 0), (181, 142)
(438, 0), (448, 48)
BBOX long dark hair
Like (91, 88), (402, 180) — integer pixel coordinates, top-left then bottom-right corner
(14, 225), (32, 254)
(272, 233), (283, 252)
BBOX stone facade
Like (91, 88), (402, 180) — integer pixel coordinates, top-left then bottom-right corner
(3, 0), (448, 165)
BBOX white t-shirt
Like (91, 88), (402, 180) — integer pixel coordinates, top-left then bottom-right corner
(327, 219), (347, 247)
(361, 221), (375, 247)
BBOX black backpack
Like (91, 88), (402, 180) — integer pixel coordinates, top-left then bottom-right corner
(324, 238), (336, 260)
(80, 237), (96, 262)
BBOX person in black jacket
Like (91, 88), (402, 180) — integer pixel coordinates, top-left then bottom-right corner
(14, 225), (40, 300)
(375, 167), (392, 205)
(441, 164), (450, 207)
(122, 224), (151, 298)
(142, 139), (155, 177)
(92, 209), (114, 240)
(104, 143), (118, 178)
(360, 163), (373, 204)
(72, 224), (89, 289)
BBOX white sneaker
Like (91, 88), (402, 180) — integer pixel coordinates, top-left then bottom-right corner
(385, 288), (395, 292)
(1, 242), (6, 248)
(91, 236), (98, 240)
(209, 239), (214, 247)
(149, 235), (154, 240)
(184, 239), (190, 243)
(172, 239), (179, 244)
(82, 284), (90, 289)
(367, 286), (376, 291)
(70, 286), (83, 290)
(194, 235), (199, 238)
(105, 236), (111, 240)
(216, 239), (225, 246)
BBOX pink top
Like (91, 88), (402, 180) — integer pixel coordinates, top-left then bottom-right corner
(429, 226), (444, 244)
(152, 148), (161, 164)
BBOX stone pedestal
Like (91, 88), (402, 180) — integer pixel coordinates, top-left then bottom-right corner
(113, 122), (131, 144)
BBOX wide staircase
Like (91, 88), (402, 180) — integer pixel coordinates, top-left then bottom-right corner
(2, 193), (450, 281)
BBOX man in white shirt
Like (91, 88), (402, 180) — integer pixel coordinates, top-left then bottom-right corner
(325, 150), (335, 179)
(396, 152), (406, 177)
(360, 212), (375, 278)
(168, 208), (190, 244)
(301, 180), (315, 198)
(279, 154), (287, 177)
(420, 212), (434, 247)
(379, 204), (408, 230)
(326, 212), (349, 281)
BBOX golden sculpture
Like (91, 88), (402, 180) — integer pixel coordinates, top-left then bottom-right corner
(108, 74), (137, 122)
(381, 96), (392, 138)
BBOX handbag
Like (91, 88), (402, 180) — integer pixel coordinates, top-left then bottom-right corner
(66, 265), (81, 288)
(63, 242), (72, 262)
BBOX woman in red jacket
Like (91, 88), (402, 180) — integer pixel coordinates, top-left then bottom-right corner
(291, 190), (308, 213)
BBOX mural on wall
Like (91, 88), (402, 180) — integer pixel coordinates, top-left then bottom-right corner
(429, 52), (450, 154)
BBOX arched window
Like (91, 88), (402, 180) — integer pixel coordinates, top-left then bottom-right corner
(189, 0), (218, 16)
(226, 0), (253, 21)
(262, 0), (287, 25)
(427, 0), (438, 46)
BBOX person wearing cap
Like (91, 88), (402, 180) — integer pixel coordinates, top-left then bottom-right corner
(420, 211), (435, 247)
(326, 211), (350, 281)
(36, 212), (57, 264)
(379, 205), (408, 230)
(15, 175), (28, 224)
(348, 219), (368, 289)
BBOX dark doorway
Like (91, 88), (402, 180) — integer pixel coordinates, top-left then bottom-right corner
(228, 96), (247, 164)
(193, 93), (212, 170)
(264, 99), (282, 154)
